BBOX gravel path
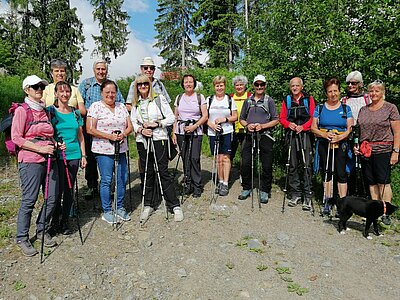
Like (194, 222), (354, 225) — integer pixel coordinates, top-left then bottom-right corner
(0, 156), (399, 299)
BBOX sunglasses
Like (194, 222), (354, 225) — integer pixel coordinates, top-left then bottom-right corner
(142, 66), (155, 71)
(30, 84), (46, 90)
(347, 81), (359, 86)
(254, 82), (266, 87)
(137, 82), (150, 87)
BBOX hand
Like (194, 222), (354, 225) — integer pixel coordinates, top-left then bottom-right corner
(325, 131), (335, 141)
(58, 142), (67, 151)
(353, 145), (360, 155)
(247, 123), (256, 132)
(80, 156), (87, 168)
(143, 121), (158, 129)
(213, 123), (222, 132)
(255, 123), (263, 132)
(141, 128), (153, 137)
(184, 124), (197, 133)
(41, 144), (55, 155)
(390, 152), (398, 165)
(295, 125), (304, 133)
(172, 134), (177, 145)
(115, 132), (125, 142)
(289, 122), (297, 131)
(215, 117), (226, 125)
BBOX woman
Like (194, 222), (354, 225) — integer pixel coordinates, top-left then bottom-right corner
(207, 75), (238, 196)
(12, 75), (58, 257)
(49, 81), (87, 235)
(43, 59), (86, 116)
(172, 74), (208, 198)
(230, 75), (251, 162)
(311, 78), (353, 215)
(356, 80), (400, 225)
(86, 80), (132, 224)
(131, 74), (183, 223)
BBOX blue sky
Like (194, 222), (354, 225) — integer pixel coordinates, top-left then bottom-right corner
(128, 0), (158, 42)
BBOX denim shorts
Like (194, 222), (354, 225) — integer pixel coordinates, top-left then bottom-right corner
(209, 132), (233, 155)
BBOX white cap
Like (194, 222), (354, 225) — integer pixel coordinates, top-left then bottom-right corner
(140, 57), (156, 66)
(346, 71), (363, 84)
(253, 74), (266, 84)
(22, 75), (49, 90)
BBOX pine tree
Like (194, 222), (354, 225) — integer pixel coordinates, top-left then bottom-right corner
(90, 0), (130, 62)
(154, 0), (199, 69)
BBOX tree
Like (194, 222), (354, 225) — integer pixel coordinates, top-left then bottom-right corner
(155, 0), (199, 69)
(90, 0), (130, 62)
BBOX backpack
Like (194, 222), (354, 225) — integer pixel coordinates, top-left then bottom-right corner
(204, 94), (233, 135)
(341, 94), (369, 106)
(0, 103), (50, 156)
(176, 93), (202, 109)
(242, 95), (271, 120)
(286, 95), (309, 117)
(317, 102), (347, 120)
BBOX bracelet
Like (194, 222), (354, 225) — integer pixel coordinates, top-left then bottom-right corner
(82, 155), (87, 158)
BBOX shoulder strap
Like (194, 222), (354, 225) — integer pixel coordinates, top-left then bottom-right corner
(342, 103), (347, 119)
(363, 94), (369, 106)
(176, 94), (183, 107)
(154, 96), (165, 119)
(317, 103), (324, 118)
(341, 96), (348, 104)
(207, 95), (214, 115)
(286, 95), (291, 117)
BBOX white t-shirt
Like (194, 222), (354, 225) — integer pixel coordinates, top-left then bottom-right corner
(207, 95), (237, 136)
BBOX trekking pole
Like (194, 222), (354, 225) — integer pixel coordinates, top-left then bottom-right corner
(40, 153), (52, 264)
(251, 132), (255, 210)
(330, 143), (336, 216)
(74, 172), (83, 245)
(298, 133), (314, 215)
(322, 142), (331, 216)
(139, 137), (151, 227)
(209, 131), (220, 204)
(256, 132), (262, 210)
(149, 137), (169, 220)
(126, 135), (133, 211)
(112, 131), (121, 229)
(282, 131), (293, 213)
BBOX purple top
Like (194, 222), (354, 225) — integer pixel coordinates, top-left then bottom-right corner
(174, 93), (206, 135)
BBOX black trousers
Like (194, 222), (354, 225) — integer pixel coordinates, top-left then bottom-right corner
(176, 134), (203, 192)
(240, 133), (273, 193)
(83, 118), (99, 189)
(137, 140), (179, 209)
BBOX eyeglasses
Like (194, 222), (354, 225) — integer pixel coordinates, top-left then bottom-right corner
(142, 66), (155, 71)
(30, 84), (46, 90)
(137, 82), (150, 87)
(347, 81), (359, 86)
(254, 82), (266, 87)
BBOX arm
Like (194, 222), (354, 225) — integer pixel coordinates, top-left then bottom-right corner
(256, 98), (279, 131)
(311, 117), (329, 140)
(390, 120), (400, 165)
(279, 100), (291, 129)
(125, 82), (135, 112)
(78, 126), (87, 168)
(332, 117), (353, 143)
(75, 88), (87, 116)
(86, 116), (119, 142)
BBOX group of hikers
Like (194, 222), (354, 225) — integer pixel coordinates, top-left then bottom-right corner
(10, 56), (399, 258)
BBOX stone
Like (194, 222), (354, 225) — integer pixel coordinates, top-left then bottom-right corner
(247, 239), (262, 249)
(177, 268), (187, 278)
(321, 261), (333, 268)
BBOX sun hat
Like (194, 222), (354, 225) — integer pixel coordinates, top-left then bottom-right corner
(140, 57), (156, 67)
(253, 74), (266, 84)
(22, 75), (49, 90)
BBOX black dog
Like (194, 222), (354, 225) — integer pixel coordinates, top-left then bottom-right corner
(336, 196), (398, 239)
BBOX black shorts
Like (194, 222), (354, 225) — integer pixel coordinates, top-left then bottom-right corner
(318, 141), (348, 183)
(361, 152), (391, 185)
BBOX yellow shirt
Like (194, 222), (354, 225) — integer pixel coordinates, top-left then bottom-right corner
(232, 92), (251, 133)
(43, 83), (84, 108)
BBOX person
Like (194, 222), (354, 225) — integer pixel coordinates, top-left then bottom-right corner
(78, 59), (125, 200)
(130, 74), (183, 222)
(12, 75), (58, 256)
(230, 75), (252, 162)
(86, 80), (132, 224)
(125, 57), (171, 111)
(311, 78), (353, 215)
(279, 77), (315, 210)
(356, 80), (400, 225)
(172, 74), (208, 198)
(206, 75), (238, 196)
(238, 75), (279, 203)
(48, 81), (87, 235)
(43, 59), (86, 116)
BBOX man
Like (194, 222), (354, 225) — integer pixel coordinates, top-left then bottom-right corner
(78, 59), (125, 199)
(238, 75), (279, 203)
(125, 57), (171, 111)
(279, 77), (315, 210)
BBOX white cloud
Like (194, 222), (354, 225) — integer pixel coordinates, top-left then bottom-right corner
(123, 0), (149, 13)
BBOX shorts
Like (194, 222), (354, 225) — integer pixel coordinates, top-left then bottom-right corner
(209, 132), (233, 155)
(361, 152), (391, 185)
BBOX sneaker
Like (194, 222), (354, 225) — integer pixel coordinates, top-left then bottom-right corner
(238, 189), (251, 200)
(173, 207), (184, 222)
(214, 182), (222, 194)
(288, 196), (302, 207)
(260, 191), (269, 204)
(140, 206), (154, 223)
(219, 184), (229, 196)
(381, 215), (391, 226)
(323, 202), (332, 215)
(117, 207), (131, 221)
(36, 232), (57, 247)
(101, 211), (117, 224)
(302, 198), (312, 211)
(17, 240), (38, 257)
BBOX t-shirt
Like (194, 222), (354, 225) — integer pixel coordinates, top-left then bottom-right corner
(49, 107), (83, 160)
(240, 95), (278, 125)
(358, 101), (400, 154)
(174, 93), (206, 135)
(207, 95), (237, 136)
(342, 94), (370, 124)
(314, 103), (353, 133)
(232, 92), (251, 133)
(43, 83), (84, 108)
(87, 101), (129, 154)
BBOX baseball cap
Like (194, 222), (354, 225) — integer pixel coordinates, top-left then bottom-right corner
(253, 74), (266, 84)
(22, 75), (49, 90)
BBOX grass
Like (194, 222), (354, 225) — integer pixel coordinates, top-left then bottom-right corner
(0, 199), (19, 247)
(13, 280), (26, 291)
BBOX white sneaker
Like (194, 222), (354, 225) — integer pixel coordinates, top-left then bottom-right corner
(140, 206), (154, 223)
(173, 207), (184, 222)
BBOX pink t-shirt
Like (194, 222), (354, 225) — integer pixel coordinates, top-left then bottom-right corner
(87, 101), (129, 155)
(174, 93), (206, 135)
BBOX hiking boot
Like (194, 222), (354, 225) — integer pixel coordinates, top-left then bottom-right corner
(288, 196), (302, 207)
(219, 184), (229, 196)
(183, 185), (193, 195)
(140, 206), (154, 223)
(238, 189), (251, 200)
(260, 191), (269, 204)
(302, 198), (312, 211)
(61, 221), (72, 235)
(192, 190), (202, 198)
(101, 211), (117, 224)
(17, 240), (38, 257)
(381, 215), (391, 226)
(173, 207), (184, 222)
(214, 182), (222, 194)
(116, 208), (131, 221)
(36, 232), (57, 247)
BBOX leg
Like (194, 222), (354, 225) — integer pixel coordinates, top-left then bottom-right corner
(83, 127), (98, 190)
(137, 142), (155, 207)
(288, 134), (301, 199)
(95, 155), (114, 213)
(364, 219), (373, 238)
(61, 159), (80, 230)
(259, 135), (274, 194)
(372, 219), (380, 236)
(116, 154), (128, 209)
(190, 135), (203, 193)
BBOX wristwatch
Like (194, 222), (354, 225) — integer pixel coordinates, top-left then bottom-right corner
(393, 147), (399, 153)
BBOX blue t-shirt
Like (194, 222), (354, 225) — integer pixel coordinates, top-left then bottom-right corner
(49, 107), (83, 160)
(313, 103), (352, 132)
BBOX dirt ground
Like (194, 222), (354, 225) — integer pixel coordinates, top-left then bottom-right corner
(0, 155), (399, 300)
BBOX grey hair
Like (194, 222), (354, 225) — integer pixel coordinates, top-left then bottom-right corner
(93, 59), (108, 70)
(368, 80), (385, 99)
(232, 75), (248, 86)
(50, 59), (67, 71)
(289, 77), (304, 86)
